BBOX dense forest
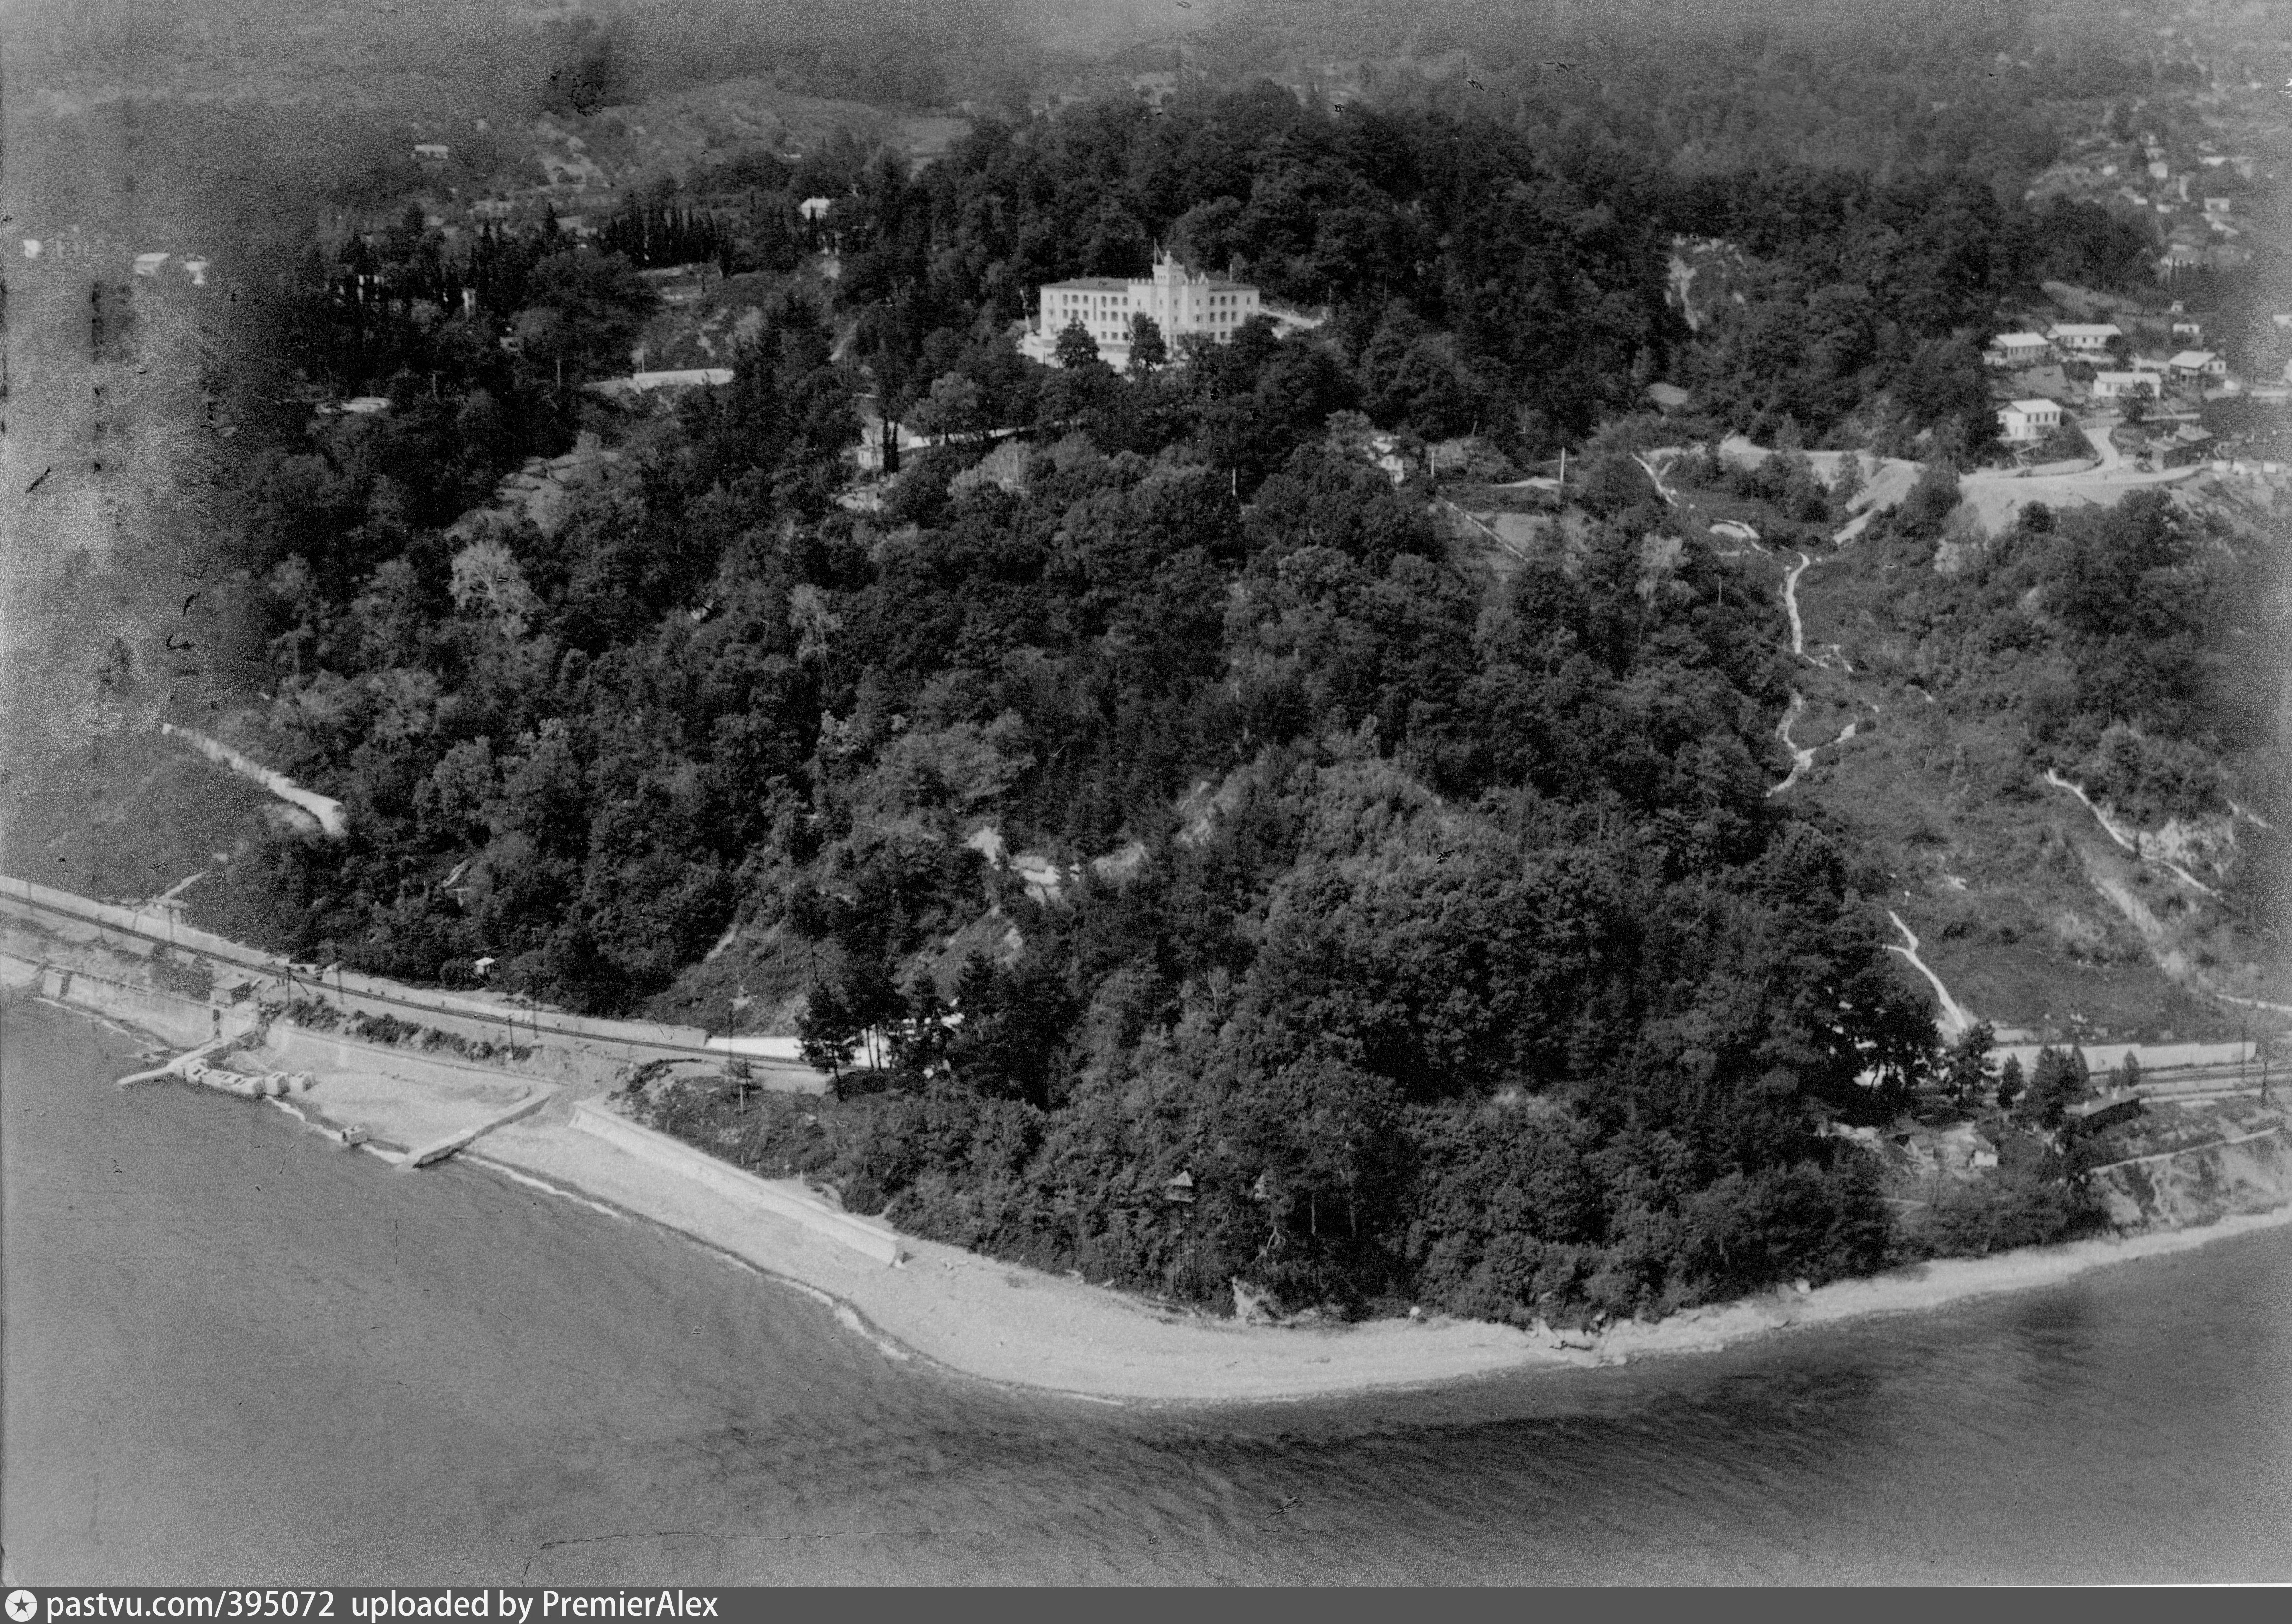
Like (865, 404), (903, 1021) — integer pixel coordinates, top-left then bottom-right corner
(263, 76), (2171, 465)
(135, 62), (2260, 1323)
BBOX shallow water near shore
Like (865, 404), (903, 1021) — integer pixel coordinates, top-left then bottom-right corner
(8, 997), (2290, 1584)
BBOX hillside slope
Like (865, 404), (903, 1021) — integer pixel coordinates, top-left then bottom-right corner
(1774, 467), (2288, 1046)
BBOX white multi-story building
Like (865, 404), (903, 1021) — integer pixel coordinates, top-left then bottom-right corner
(1997, 399), (2062, 442)
(1022, 251), (1265, 368)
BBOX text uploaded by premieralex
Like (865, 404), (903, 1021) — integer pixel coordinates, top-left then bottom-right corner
(9, 1595), (729, 1624)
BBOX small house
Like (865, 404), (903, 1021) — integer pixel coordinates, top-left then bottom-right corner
(1986, 332), (2051, 368)
(2169, 349), (2226, 379)
(2159, 424), (2213, 467)
(413, 143), (450, 162)
(1364, 431), (1414, 484)
(1936, 1123), (2001, 1176)
(2048, 322), (2121, 355)
(2092, 370), (2157, 401)
(1997, 398), (2062, 442)
(2171, 319), (2202, 342)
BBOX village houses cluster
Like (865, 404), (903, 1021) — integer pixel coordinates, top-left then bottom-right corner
(1984, 306), (2272, 471)
(32, 102), (2286, 481)
(2022, 121), (2261, 283)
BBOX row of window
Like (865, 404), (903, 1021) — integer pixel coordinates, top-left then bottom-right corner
(1045, 290), (1256, 307)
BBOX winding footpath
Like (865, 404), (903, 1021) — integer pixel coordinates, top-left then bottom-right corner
(2035, 776), (2292, 1022)
(1632, 451), (1681, 506)
(2041, 769), (2221, 898)
(1770, 693), (1815, 797)
(1782, 550), (1812, 658)
(160, 722), (347, 839)
(1766, 552), (1861, 796)
(1885, 910), (1975, 1041)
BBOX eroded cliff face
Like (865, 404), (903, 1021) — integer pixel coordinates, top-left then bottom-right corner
(2092, 1117), (2292, 1230)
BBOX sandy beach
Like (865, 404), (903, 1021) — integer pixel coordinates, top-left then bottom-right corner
(475, 1109), (2292, 1403)
(72, 1000), (2292, 1407)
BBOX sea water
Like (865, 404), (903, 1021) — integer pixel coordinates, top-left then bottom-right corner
(6, 997), (2288, 1584)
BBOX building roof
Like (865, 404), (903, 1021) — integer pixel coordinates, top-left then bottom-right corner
(2169, 349), (2218, 367)
(2050, 322), (2122, 338)
(2095, 370), (2152, 384)
(2005, 398), (2060, 413)
(587, 368), (735, 397)
(1993, 331), (2050, 345)
(1041, 276), (1132, 292)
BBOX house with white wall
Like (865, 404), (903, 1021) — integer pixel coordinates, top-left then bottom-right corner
(2049, 322), (2122, 355)
(1997, 399), (2062, 442)
(1986, 332), (2051, 368)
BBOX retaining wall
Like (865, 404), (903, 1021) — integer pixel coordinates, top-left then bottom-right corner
(1, 874), (833, 1092)
(5, 946), (260, 1050)
(1, 942), (582, 1109)
(566, 1099), (903, 1266)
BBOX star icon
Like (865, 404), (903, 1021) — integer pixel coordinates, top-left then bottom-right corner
(7, 1591), (39, 1623)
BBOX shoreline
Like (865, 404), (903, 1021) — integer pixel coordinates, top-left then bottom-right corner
(483, 1106), (2292, 1406)
(32, 992), (2292, 1408)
